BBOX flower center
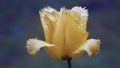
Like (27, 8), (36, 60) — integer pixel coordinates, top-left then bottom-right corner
(62, 55), (72, 60)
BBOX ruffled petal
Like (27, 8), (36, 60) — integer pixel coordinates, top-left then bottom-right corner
(72, 39), (100, 58)
(39, 7), (59, 43)
(71, 6), (88, 29)
(59, 8), (88, 56)
(26, 38), (54, 55)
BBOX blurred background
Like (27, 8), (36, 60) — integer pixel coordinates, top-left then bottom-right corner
(0, 0), (120, 68)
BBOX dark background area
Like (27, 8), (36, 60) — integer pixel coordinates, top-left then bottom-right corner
(0, 0), (120, 68)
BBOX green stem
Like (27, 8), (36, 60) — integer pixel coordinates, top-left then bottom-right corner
(67, 58), (72, 68)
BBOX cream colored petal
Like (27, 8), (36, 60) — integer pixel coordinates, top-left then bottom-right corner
(71, 6), (88, 29)
(39, 7), (59, 43)
(73, 39), (100, 58)
(71, 6), (88, 17)
(59, 8), (88, 56)
(26, 38), (54, 55)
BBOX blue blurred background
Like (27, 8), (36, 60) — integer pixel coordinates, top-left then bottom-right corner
(0, 0), (120, 68)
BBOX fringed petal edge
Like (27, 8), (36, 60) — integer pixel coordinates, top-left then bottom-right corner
(26, 38), (55, 55)
(73, 39), (100, 56)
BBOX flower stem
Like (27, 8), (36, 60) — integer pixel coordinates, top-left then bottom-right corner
(67, 58), (72, 68)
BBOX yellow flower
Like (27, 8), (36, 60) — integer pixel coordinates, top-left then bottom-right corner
(26, 6), (100, 60)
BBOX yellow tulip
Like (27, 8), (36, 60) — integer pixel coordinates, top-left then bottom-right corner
(26, 6), (100, 60)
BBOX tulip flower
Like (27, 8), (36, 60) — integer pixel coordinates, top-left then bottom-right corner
(26, 6), (100, 68)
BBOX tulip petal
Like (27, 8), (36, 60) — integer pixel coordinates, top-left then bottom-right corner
(59, 8), (89, 56)
(72, 39), (100, 58)
(39, 7), (59, 43)
(26, 38), (54, 55)
(71, 6), (88, 29)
